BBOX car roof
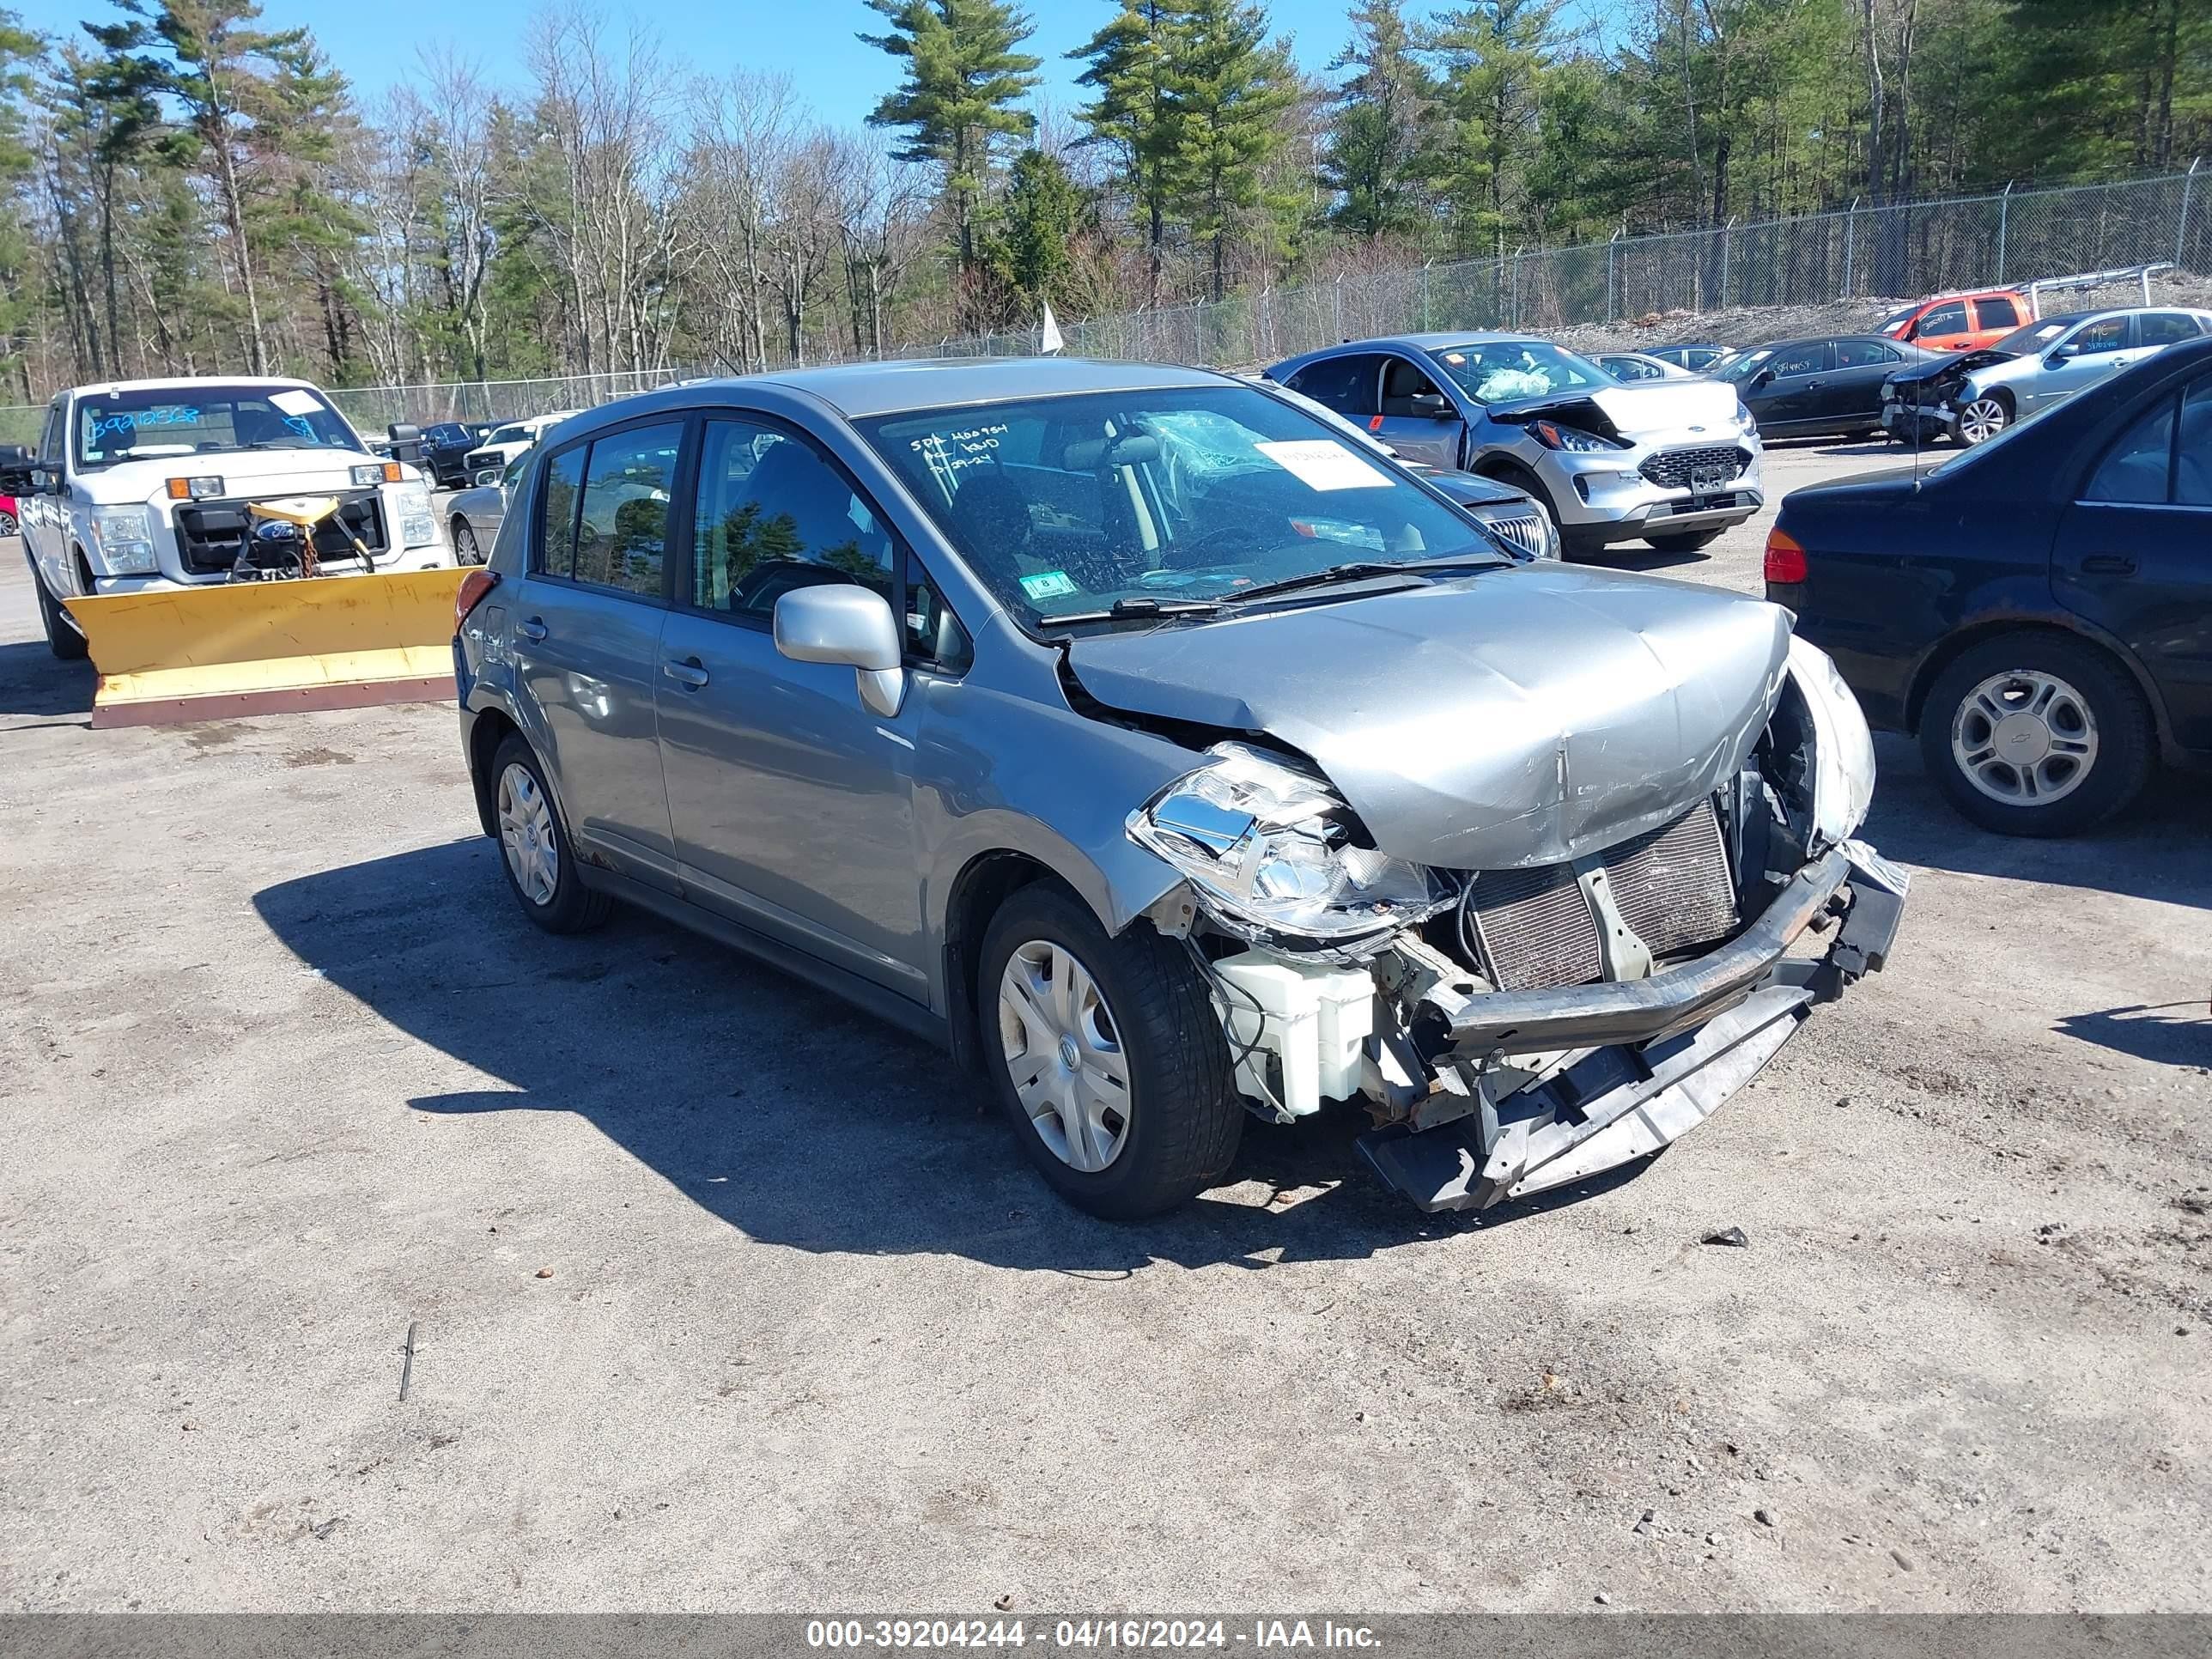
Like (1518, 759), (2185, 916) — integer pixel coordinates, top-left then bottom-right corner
(648, 357), (1239, 420)
(66, 374), (325, 398)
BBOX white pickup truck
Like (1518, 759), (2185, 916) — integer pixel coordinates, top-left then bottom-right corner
(9, 375), (453, 657)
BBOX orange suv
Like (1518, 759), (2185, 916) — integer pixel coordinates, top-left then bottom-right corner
(1877, 289), (2033, 352)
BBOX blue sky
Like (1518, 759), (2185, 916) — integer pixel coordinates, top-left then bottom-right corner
(16, 0), (1620, 132)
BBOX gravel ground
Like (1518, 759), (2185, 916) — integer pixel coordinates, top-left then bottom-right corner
(2, 446), (2208, 1613)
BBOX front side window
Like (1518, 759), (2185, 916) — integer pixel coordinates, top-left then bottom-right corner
(1601, 356), (1666, 381)
(2083, 397), (2176, 504)
(2176, 380), (2212, 507)
(856, 384), (1501, 634)
(1837, 340), (1902, 368)
(2068, 317), (2130, 357)
(72, 384), (359, 470)
(903, 552), (972, 673)
(1916, 301), (1970, 338)
(1284, 354), (1383, 417)
(1429, 340), (1606, 405)
(1381, 356), (1448, 413)
(573, 422), (681, 598)
(692, 418), (895, 617)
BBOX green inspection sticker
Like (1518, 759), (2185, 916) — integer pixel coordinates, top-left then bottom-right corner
(1019, 570), (1079, 600)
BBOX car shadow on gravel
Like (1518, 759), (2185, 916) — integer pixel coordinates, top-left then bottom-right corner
(1859, 734), (2212, 907)
(255, 840), (1645, 1272)
(0, 639), (94, 726)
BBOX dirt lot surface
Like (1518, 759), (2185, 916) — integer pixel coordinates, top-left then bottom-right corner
(3, 442), (2208, 1613)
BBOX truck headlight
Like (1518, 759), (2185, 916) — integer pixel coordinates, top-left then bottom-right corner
(90, 506), (157, 574)
(1733, 401), (1759, 433)
(392, 483), (437, 548)
(1785, 635), (1876, 845)
(1128, 744), (1446, 945)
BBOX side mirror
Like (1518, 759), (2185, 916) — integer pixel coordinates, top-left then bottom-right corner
(2048, 343), (2079, 365)
(386, 422), (426, 465)
(1409, 392), (1455, 421)
(774, 583), (905, 717)
(1750, 368), (1776, 391)
(0, 463), (33, 495)
(30, 467), (57, 494)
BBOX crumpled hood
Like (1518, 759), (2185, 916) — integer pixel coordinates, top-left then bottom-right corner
(1488, 378), (1744, 445)
(1067, 563), (1793, 871)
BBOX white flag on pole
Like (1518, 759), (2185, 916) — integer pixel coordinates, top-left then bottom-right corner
(1040, 301), (1064, 356)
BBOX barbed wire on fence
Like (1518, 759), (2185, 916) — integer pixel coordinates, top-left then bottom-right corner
(2, 165), (2202, 445)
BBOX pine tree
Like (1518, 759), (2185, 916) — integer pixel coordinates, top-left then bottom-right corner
(1321, 0), (1435, 240)
(1167, 0), (1296, 301)
(989, 146), (1082, 310)
(1422, 0), (1566, 258)
(860, 0), (1041, 290)
(1072, 0), (1187, 301)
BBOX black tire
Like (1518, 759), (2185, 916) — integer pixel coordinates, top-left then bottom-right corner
(452, 519), (482, 563)
(1642, 527), (1723, 553)
(489, 733), (611, 933)
(978, 884), (1242, 1220)
(1954, 390), (2013, 447)
(0, 508), (18, 537)
(30, 560), (88, 660)
(1918, 633), (2154, 837)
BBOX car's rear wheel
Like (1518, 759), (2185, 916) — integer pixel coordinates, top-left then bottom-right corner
(1956, 393), (2011, 446)
(491, 734), (611, 933)
(30, 560), (88, 660)
(0, 507), (18, 538)
(452, 519), (481, 563)
(1920, 635), (2153, 836)
(980, 884), (1241, 1220)
(1643, 527), (1723, 553)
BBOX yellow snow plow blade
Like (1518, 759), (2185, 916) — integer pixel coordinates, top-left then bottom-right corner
(64, 568), (468, 728)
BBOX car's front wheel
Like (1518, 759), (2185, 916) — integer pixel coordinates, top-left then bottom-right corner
(0, 507), (18, 538)
(1955, 392), (2012, 446)
(980, 884), (1242, 1220)
(490, 734), (611, 932)
(1920, 635), (2153, 836)
(30, 560), (88, 660)
(452, 519), (481, 563)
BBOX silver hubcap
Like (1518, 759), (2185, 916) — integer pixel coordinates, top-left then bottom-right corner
(455, 524), (477, 560)
(1960, 398), (2008, 444)
(997, 940), (1131, 1173)
(497, 762), (560, 905)
(1951, 669), (2098, 806)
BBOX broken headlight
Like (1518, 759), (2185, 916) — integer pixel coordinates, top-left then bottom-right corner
(1127, 744), (1446, 945)
(1784, 634), (1876, 846)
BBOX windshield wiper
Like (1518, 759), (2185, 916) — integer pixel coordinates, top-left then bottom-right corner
(1040, 595), (1224, 627)
(1224, 556), (1498, 606)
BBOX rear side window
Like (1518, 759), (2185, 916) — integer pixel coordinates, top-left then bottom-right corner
(692, 417), (896, 617)
(1836, 340), (1901, 368)
(534, 446), (585, 576)
(2083, 395), (2176, 504)
(574, 422), (682, 598)
(1975, 295), (2021, 330)
(2138, 312), (2204, 347)
(1917, 301), (1970, 338)
(1285, 355), (1383, 417)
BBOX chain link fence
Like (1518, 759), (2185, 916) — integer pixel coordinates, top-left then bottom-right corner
(3, 165), (2203, 445)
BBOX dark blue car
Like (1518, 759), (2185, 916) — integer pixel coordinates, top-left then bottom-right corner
(1769, 335), (2212, 836)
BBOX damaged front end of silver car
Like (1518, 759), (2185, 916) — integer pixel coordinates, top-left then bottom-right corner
(1124, 635), (1907, 1214)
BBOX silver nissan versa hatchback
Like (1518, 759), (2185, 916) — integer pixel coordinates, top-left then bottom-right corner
(453, 359), (1905, 1221)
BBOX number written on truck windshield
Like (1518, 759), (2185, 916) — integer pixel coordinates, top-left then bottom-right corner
(74, 386), (359, 469)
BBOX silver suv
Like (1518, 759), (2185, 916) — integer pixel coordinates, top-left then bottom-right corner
(1267, 334), (1764, 556)
(454, 361), (1903, 1220)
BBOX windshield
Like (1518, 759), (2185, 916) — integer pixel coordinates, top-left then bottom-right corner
(489, 424), (534, 445)
(72, 384), (360, 470)
(1715, 349), (1779, 383)
(1989, 319), (2071, 356)
(1879, 305), (1919, 331)
(1428, 340), (1607, 405)
(856, 385), (1503, 632)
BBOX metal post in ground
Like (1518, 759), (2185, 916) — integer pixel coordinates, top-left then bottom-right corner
(1721, 216), (1736, 308)
(1996, 182), (2013, 282)
(1844, 198), (1859, 297)
(1607, 228), (1620, 323)
(1334, 274), (1343, 340)
(2180, 157), (2203, 267)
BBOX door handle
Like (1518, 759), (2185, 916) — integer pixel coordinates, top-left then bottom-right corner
(662, 657), (710, 689)
(2080, 555), (2136, 575)
(517, 617), (548, 642)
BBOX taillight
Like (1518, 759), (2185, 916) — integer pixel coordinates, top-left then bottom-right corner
(454, 568), (498, 630)
(1763, 526), (1808, 586)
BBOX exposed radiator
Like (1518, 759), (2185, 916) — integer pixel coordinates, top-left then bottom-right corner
(1462, 799), (1739, 993)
